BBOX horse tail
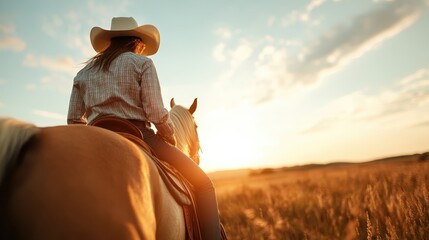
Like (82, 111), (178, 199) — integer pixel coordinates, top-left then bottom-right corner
(0, 118), (40, 184)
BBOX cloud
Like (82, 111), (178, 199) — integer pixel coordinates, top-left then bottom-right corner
(299, 117), (336, 134)
(301, 67), (429, 134)
(41, 11), (93, 57)
(32, 109), (66, 120)
(23, 54), (80, 74)
(255, 0), (423, 104)
(282, 0), (326, 26)
(0, 25), (14, 34)
(40, 74), (73, 95)
(40, 0), (134, 57)
(0, 36), (26, 52)
(210, 1), (424, 106)
(24, 73), (73, 95)
(267, 16), (276, 27)
(215, 27), (233, 39)
(248, 46), (291, 104)
(307, 0), (325, 12)
(291, 1), (422, 83)
(229, 39), (253, 67)
(412, 120), (429, 128)
(399, 68), (429, 86)
(210, 31), (257, 105)
(212, 29), (253, 68)
(0, 24), (26, 52)
(42, 15), (64, 38)
(86, 0), (133, 18)
(22, 54), (77, 94)
(212, 43), (226, 62)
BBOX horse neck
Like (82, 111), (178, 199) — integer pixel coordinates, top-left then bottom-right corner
(171, 118), (191, 156)
(169, 107), (198, 161)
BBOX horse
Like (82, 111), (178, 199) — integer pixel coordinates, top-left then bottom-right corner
(0, 98), (201, 240)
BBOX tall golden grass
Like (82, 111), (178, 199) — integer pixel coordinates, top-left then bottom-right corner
(214, 160), (429, 240)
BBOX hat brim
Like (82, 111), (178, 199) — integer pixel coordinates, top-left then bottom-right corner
(90, 24), (160, 56)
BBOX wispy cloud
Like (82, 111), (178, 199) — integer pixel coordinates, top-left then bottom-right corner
(267, 16), (276, 27)
(86, 0), (134, 19)
(212, 29), (253, 68)
(307, 0), (325, 12)
(210, 30), (257, 105)
(23, 54), (80, 74)
(41, 11), (93, 57)
(22, 54), (76, 95)
(291, 1), (422, 84)
(229, 39), (253, 68)
(40, 0), (134, 57)
(254, 0), (423, 104)
(282, 0), (326, 26)
(212, 42), (226, 62)
(24, 73), (72, 95)
(215, 27), (233, 39)
(0, 24), (26, 52)
(32, 109), (66, 120)
(0, 25), (14, 34)
(211, 1), (424, 106)
(412, 120), (429, 128)
(301, 67), (429, 134)
(212, 27), (249, 65)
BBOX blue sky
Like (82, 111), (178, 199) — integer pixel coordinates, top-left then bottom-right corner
(1, 0), (429, 172)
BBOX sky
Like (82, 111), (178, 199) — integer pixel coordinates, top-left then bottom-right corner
(1, 0), (429, 172)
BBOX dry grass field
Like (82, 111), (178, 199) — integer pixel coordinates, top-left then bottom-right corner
(211, 154), (429, 240)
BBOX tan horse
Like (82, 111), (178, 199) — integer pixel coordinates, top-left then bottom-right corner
(0, 99), (201, 240)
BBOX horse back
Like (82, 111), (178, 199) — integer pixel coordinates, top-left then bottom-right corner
(1, 125), (158, 240)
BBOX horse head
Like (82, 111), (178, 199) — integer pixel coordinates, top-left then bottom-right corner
(169, 98), (201, 165)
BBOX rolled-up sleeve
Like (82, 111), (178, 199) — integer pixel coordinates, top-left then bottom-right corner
(67, 81), (87, 124)
(140, 59), (175, 137)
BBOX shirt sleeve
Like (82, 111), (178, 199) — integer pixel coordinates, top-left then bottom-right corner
(67, 81), (87, 124)
(140, 59), (175, 137)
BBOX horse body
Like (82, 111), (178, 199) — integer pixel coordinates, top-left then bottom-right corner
(0, 99), (200, 240)
(1, 124), (184, 239)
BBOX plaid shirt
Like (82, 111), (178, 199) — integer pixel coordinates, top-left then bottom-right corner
(67, 52), (174, 138)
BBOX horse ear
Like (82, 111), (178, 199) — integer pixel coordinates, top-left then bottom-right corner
(189, 98), (197, 114)
(170, 98), (176, 108)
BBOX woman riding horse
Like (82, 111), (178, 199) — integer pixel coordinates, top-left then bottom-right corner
(0, 17), (221, 239)
(67, 17), (223, 239)
(0, 100), (218, 239)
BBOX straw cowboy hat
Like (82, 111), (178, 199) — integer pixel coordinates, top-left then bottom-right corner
(90, 17), (160, 56)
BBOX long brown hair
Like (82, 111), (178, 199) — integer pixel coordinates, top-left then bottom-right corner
(88, 36), (145, 72)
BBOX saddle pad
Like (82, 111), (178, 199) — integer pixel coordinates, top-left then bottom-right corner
(123, 134), (203, 240)
(121, 133), (193, 206)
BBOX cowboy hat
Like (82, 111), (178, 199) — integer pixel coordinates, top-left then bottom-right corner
(90, 17), (160, 56)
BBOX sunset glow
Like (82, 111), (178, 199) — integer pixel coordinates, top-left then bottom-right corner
(1, 0), (429, 172)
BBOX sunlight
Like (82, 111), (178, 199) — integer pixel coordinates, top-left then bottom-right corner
(200, 130), (261, 171)
(197, 107), (265, 172)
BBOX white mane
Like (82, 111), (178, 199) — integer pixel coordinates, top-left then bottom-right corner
(169, 105), (201, 164)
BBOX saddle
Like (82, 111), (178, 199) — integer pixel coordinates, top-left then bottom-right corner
(89, 116), (203, 239)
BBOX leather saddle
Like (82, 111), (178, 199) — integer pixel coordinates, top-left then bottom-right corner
(89, 116), (203, 240)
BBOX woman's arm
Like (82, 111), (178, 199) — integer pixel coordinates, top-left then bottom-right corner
(140, 59), (176, 144)
(67, 81), (87, 124)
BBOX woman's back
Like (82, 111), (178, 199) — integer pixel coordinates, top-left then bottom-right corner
(73, 52), (159, 123)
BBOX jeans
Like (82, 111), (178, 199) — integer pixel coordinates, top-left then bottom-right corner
(140, 127), (221, 240)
